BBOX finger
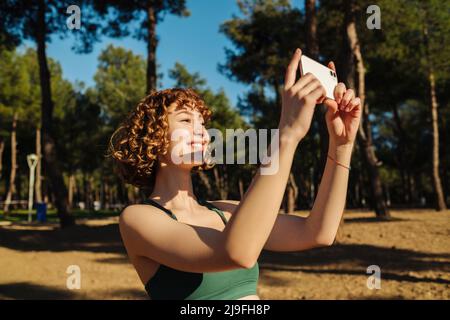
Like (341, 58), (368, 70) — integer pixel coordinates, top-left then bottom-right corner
(284, 48), (302, 90)
(297, 78), (321, 97)
(340, 88), (354, 110)
(323, 98), (339, 113)
(325, 102), (341, 123)
(345, 97), (361, 112)
(308, 85), (326, 103)
(334, 82), (346, 104)
(290, 72), (316, 93)
(350, 98), (362, 118)
(327, 61), (336, 72)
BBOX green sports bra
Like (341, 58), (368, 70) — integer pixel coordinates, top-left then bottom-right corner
(142, 198), (259, 300)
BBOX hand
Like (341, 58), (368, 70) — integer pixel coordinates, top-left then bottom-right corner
(279, 48), (326, 144)
(323, 62), (362, 148)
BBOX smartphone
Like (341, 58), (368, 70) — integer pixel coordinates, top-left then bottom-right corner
(299, 55), (338, 100)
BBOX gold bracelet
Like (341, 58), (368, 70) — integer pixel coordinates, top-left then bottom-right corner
(327, 154), (351, 170)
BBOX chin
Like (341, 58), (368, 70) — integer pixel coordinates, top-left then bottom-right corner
(173, 160), (204, 170)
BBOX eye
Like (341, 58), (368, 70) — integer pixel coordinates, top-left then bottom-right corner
(181, 118), (191, 122)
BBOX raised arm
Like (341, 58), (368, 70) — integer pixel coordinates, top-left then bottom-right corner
(223, 48), (327, 268)
(304, 62), (362, 245)
(119, 49), (328, 273)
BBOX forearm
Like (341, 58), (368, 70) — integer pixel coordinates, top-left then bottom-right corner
(305, 142), (353, 245)
(224, 135), (298, 267)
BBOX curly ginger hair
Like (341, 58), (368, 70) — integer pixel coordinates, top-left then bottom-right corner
(107, 88), (213, 195)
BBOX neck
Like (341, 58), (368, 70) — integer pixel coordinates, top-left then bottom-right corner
(150, 162), (199, 209)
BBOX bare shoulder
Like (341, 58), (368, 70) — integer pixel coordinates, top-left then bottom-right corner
(119, 204), (170, 230)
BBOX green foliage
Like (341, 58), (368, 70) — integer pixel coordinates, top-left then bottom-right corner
(93, 44), (146, 126)
(220, 0), (304, 88)
(169, 62), (247, 132)
(91, 0), (190, 40)
(0, 49), (32, 119)
(376, 0), (450, 81)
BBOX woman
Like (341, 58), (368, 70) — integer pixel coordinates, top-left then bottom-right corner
(109, 48), (362, 300)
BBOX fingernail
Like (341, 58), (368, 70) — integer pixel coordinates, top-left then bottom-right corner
(295, 48), (300, 54)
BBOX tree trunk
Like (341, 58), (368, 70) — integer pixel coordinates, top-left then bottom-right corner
(146, 4), (158, 93)
(238, 177), (244, 200)
(305, 0), (329, 181)
(283, 173), (298, 214)
(197, 170), (214, 199)
(100, 178), (105, 210)
(86, 174), (94, 209)
(3, 112), (18, 214)
(68, 173), (75, 209)
(428, 71), (447, 210)
(213, 166), (228, 200)
(0, 137), (4, 180)
(35, 127), (43, 203)
(36, 0), (74, 227)
(305, 0), (319, 59)
(104, 181), (110, 209)
(108, 183), (115, 209)
(15, 166), (21, 206)
(345, 0), (390, 220)
(391, 104), (411, 203)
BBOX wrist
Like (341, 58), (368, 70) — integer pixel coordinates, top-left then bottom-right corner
(328, 142), (353, 165)
(329, 141), (354, 153)
(278, 128), (302, 148)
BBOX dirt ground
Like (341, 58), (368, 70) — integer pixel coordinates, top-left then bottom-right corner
(0, 209), (449, 300)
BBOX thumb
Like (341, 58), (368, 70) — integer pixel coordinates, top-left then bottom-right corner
(323, 98), (338, 113)
(325, 100), (339, 123)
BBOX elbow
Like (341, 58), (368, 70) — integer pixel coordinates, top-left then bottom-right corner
(312, 235), (335, 247)
(226, 248), (258, 269)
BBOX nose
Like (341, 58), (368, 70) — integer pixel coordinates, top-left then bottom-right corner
(193, 118), (204, 135)
(192, 121), (209, 143)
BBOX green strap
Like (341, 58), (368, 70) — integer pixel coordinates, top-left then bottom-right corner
(144, 197), (227, 225)
(198, 199), (228, 226)
(143, 198), (178, 220)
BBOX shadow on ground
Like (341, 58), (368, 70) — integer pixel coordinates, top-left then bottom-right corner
(260, 243), (450, 286)
(0, 282), (149, 300)
(0, 222), (125, 254)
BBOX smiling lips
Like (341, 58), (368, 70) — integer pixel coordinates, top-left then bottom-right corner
(188, 140), (207, 149)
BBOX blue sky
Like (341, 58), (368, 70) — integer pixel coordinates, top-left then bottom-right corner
(23, 0), (255, 107)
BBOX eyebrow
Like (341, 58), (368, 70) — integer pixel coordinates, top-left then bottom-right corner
(176, 110), (193, 116)
(176, 110), (204, 122)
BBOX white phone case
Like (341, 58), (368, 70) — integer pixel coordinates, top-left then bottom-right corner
(299, 55), (338, 100)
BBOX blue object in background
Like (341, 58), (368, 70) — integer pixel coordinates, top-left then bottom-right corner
(36, 203), (47, 222)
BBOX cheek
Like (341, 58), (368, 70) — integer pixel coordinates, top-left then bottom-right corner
(167, 127), (192, 157)
(203, 128), (210, 142)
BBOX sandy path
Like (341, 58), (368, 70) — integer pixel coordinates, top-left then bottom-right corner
(0, 209), (449, 299)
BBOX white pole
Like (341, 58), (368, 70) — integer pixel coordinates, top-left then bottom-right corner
(27, 154), (38, 223)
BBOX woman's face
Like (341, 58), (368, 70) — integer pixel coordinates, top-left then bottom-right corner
(161, 103), (210, 169)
